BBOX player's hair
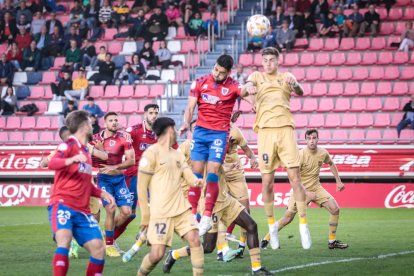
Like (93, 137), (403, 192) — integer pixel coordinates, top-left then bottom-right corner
(216, 54), (234, 71)
(261, 47), (280, 58)
(65, 110), (90, 134)
(305, 129), (319, 138)
(144, 103), (159, 112)
(104, 111), (118, 120)
(152, 117), (175, 137)
(58, 126), (69, 140)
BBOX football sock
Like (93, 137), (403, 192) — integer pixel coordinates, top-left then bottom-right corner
(296, 201), (308, 224)
(172, 246), (190, 260)
(329, 214), (339, 243)
(105, 230), (114, 245)
(249, 248), (262, 272)
(138, 254), (156, 275)
(264, 201), (274, 224)
(53, 247), (69, 276)
(217, 226), (229, 255)
(114, 214), (136, 240)
(86, 256), (104, 276)
(132, 231), (147, 252)
(264, 232), (270, 241)
(226, 222), (236, 234)
(188, 173), (203, 215)
(204, 173), (219, 217)
(239, 228), (247, 247)
(190, 246), (204, 276)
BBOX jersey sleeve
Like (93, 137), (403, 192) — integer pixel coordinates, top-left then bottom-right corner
(323, 149), (332, 164)
(138, 149), (156, 175)
(122, 135), (133, 151)
(178, 141), (190, 160)
(189, 79), (201, 98)
(246, 71), (259, 85)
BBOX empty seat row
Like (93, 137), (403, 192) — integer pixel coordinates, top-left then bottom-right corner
(0, 116), (59, 131)
(80, 99), (155, 114)
(89, 84), (165, 99)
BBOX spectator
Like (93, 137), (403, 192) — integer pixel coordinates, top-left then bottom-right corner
(62, 25), (81, 55)
(359, 4), (380, 37)
(0, 54), (14, 85)
(116, 62), (133, 84)
(64, 67), (88, 100)
(90, 113), (100, 134)
(345, 0), (358, 9)
(99, 0), (114, 28)
(67, 0), (84, 28)
(286, 7), (305, 38)
(295, 0), (312, 14)
(231, 64), (248, 85)
(319, 11), (339, 37)
(65, 39), (82, 70)
(43, 25), (64, 57)
(16, 0), (32, 22)
(166, 2), (182, 27)
(83, 96), (104, 118)
(132, 0), (155, 13)
(276, 20), (296, 52)
(270, 6), (285, 29)
(93, 45), (107, 69)
(311, 0), (329, 23)
(398, 22), (414, 52)
(266, 0), (278, 15)
(202, 12), (219, 36)
(84, 0), (99, 30)
(34, 25), (50, 51)
(343, 5), (363, 37)
(16, 14), (31, 32)
(51, 71), (72, 100)
(6, 43), (23, 71)
(129, 53), (146, 83)
(44, 0), (67, 13)
(383, 0), (396, 15)
(0, 12), (17, 44)
(15, 26), (33, 50)
(397, 94), (414, 137)
(30, 11), (45, 35)
(138, 41), (155, 69)
(247, 36), (263, 52)
(330, 0), (345, 11)
(22, 40), (41, 71)
(89, 53), (115, 85)
(153, 40), (172, 69)
(45, 12), (64, 35)
(335, 6), (347, 31)
(113, 0), (131, 27)
(58, 100), (78, 127)
(145, 6), (169, 41)
(185, 12), (203, 36)
(114, 9), (146, 40)
(0, 1), (15, 18)
(263, 28), (277, 48)
(0, 85), (18, 115)
(80, 39), (97, 68)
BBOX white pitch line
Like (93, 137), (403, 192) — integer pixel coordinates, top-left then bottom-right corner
(0, 222), (47, 227)
(271, 250), (414, 273)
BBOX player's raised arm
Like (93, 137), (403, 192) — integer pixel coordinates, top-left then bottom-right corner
(285, 72), (304, 96)
(180, 95), (198, 136)
(87, 141), (108, 161)
(241, 144), (258, 169)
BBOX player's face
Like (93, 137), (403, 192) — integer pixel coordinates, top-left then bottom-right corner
(212, 63), (230, 83)
(61, 130), (70, 141)
(144, 107), (159, 127)
(105, 115), (119, 133)
(262, 54), (279, 74)
(305, 132), (318, 150)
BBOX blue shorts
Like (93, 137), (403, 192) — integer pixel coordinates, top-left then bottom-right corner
(97, 174), (132, 207)
(48, 203), (102, 246)
(125, 175), (138, 210)
(190, 126), (228, 163)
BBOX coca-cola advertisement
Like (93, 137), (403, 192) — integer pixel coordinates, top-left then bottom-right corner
(1, 183), (413, 208)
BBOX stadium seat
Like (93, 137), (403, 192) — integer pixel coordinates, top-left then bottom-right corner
(5, 117), (21, 130)
(365, 129), (381, 144)
(291, 68), (305, 81)
(360, 82), (376, 96)
(320, 68), (336, 81)
(35, 116), (51, 129)
(119, 85), (134, 98)
(400, 67), (414, 80)
(181, 40), (196, 52)
(376, 82), (392, 95)
(348, 129), (365, 143)
(120, 41), (137, 55)
(352, 67), (369, 81)
(388, 7), (403, 20)
(392, 82), (409, 96)
(308, 114), (324, 128)
(354, 37), (371, 50)
(382, 129), (398, 144)
(350, 97), (367, 112)
(376, 8), (388, 20)
(327, 83), (344, 96)
(357, 113), (373, 127)
(283, 53), (299, 66)
(167, 40), (181, 53)
(399, 129), (414, 143)
(242, 114), (255, 128)
(103, 28), (118, 40)
(94, 42), (107, 51)
(108, 42), (122, 55)
(384, 66), (400, 80)
(361, 52), (377, 65)
(311, 82), (327, 96)
(377, 51), (393, 65)
(299, 53), (315, 66)
(39, 72), (56, 85)
(95, 100), (108, 112)
(294, 114), (308, 128)
(302, 98), (318, 112)
(51, 57), (65, 70)
(330, 52), (346, 66)
(138, 100), (154, 113)
(135, 85), (150, 97)
(370, 37), (386, 50)
(50, 116), (59, 130)
(318, 98), (334, 112)
(308, 38), (324, 51)
(290, 98), (301, 112)
(161, 69), (176, 82)
(20, 117), (36, 130)
(324, 38), (339, 51)
(0, 131), (7, 142)
(237, 100), (252, 112)
(314, 52), (330, 66)
(306, 68), (321, 81)
(9, 132), (24, 142)
(325, 113), (341, 127)
(123, 100), (138, 114)
(336, 68), (352, 81)
(25, 132), (39, 144)
(104, 85), (119, 98)
(394, 22), (406, 35)
(0, 116), (6, 129)
(380, 22), (394, 35)
(339, 38), (355, 51)
(374, 113), (391, 127)
(344, 82), (360, 96)
(368, 67), (385, 80)
(28, 87), (44, 99)
(383, 97), (400, 111)
(366, 97), (383, 111)
(108, 101), (123, 113)
(346, 52), (362, 66)
(404, 7), (414, 20)
(39, 131), (54, 143)
(239, 53), (253, 66)
(301, 83), (312, 96)
(90, 86), (104, 98)
(331, 130), (348, 144)
(341, 113), (357, 127)
(117, 115), (127, 128)
(254, 53), (262, 66)
(13, 72), (27, 85)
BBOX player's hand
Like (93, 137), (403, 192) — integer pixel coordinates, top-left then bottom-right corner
(140, 224), (148, 232)
(94, 140), (104, 151)
(244, 84), (257, 96)
(193, 178), (204, 187)
(336, 182), (345, 192)
(231, 110), (242, 123)
(100, 164), (119, 174)
(101, 190), (115, 208)
(179, 123), (189, 136)
(69, 154), (87, 164)
(250, 157), (259, 169)
(305, 191), (317, 201)
(284, 73), (298, 87)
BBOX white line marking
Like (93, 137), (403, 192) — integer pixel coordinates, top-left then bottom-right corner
(0, 222), (47, 227)
(271, 250), (414, 273)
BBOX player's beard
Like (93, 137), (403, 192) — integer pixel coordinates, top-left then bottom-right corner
(87, 133), (93, 142)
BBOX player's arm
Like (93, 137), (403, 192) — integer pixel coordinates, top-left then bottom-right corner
(107, 148), (135, 170)
(87, 141), (108, 161)
(137, 151), (155, 228)
(181, 156), (204, 187)
(180, 95), (197, 136)
(240, 144), (258, 169)
(240, 81), (257, 98)
(40, 150), (56, 168)
(328, 160), (344, 192)
(48, 145), (87, 170)
(285, 72), (304, 96)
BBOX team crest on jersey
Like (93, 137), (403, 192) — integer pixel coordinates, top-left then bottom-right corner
(201, 93), (220, 105)
(176, 161), (181, 168)
(214, 139), (223, 146)
(140, 143), (149, 150)
(78, 162), (92, 174)
(120, 188), (127, 195)
(109, 140), (116, 147)
(202, 84), (208, 89)
(58, 217), (67, 225)
(221, 87), (229, 96)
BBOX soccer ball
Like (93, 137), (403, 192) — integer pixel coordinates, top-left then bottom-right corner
(246, 14), (271, 37)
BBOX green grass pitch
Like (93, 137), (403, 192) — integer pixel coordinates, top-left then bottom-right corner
(0, 207), (413, 275)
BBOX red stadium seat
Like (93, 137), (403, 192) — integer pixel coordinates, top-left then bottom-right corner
(318, 98), (334, 112)
(400, 129), (414, 142)
(317, 129), (331, 143)
(368, 67), (385, 80)
(327, 83), (344, 96)
(25, 132), (39, 143)
(9, 132), (24, 142)
(51, 57), (65, 70)
(377, 8), (388, 20)
(283, 53), (299, 66)
(325, 113), (341, 127)
(103, 28), (118, 41)
(361, 52), (377, 65)
(345, 52), (362, 66)
(181, 40), (196, 52)
(301, 83), (312, 96)
(95, 100), (108, 112)
(394, 22), (406, 35)
(382, 129), (398, 144)
(104, 85), (119, 98)
(370, 37), (386, 50)
(360, 82), (376, 96)
(392, 82), (409, 96)
(108, 101), (123, 113)
(350, 98), (367, 112)
(302, 98), (318, 112)
(384, 66), (400, 80)
(311, 83), (327, 96)
(0, 116), (6, 129)
(380, 22), (395, 35)
(376, 82), (392, 95)
(344, 82), (360, 96)
(135, 85), (150, 97)
(243, 115), (255, 128)
(339, 38), (355, 51)
(331, 130), (348, 144)
(404, 7), (414, 20)
(357, 113), (373, 127)
(291, 68), (305, 81)
(44, 86), (53, 99)
(335, 98), (350, 112)
(352, 67), (369, 81)
(119, 85), (134, 98)
(400, 67), (414, 80)
(374, 113), (391, 127)
(28, 87), (44, 99)
(377, 51), (393, 65)
(239, 53), (253, 66)
(366, 97), (383, 111)
(306, 68), (321, 81)
(128, 115), (142, 126)
(39, 131), (54, 143)
(39, 72), (56, 85)
(320, 68), (337, 81)
(355, 37), (371, 50)
(308, 114), (324, 128)
(299, 53), (315, 66)
(336, 68), (352, 81)
(383, 97), (400, 111)
(330, 52), (346, 66)
(239, 100), (253, 112)
(393, 51), (409, 64)
(308, 38), (324, 51)
(314, 52), (330, 66)
(90, 86), (104, 98)
(5, 117), (20, 130)
(117, 115), (127, 128)
(35, 116), (51, 129)
(0, 132), (8, 142)
(149, 84), (165, 98)
(388, 7), (403, 20)
(324, 38), (339, 51)
(108, 42), (122, 54)
(123, 100), (138, 113)
(290, 98), (301, 112)
(138, 100), (154, 113)
(254, 53), (262, 66)
(20, 117), (36, 130)
(365, 130), (381, 144)
(342, 113), (357, 127)
(348, 129), (365, 143)
(294, 114), (308, 128)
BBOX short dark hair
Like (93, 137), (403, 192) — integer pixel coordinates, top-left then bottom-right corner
(305, 129), (318, 138)
(144, 103), (159, 112)
(58, 126), (69, 140)
(152, 117), (175, 137)
(261, 47), (280, 58)
(65, 110), (90, 134)
(68, 100), (75, 105)
(216, 54), (234, 71)
(104, 111), (118, 120)
(87, 96), (94, 101)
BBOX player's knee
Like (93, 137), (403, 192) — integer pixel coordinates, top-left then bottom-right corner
(202, 242), (215, 254)
(246, 220), (258, 234)
(331, 206), (340, 215)
(149, 250), (164, 263)
(187, 231), (201, 247)
(121, 207), (132, 218)
(105, 204), (116, 214)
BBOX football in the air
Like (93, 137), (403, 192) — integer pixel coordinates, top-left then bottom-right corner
(246, 14), (271, 37)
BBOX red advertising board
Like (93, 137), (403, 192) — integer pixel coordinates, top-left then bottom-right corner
(1, 183), (413, 208)
(0, 147), (414, 178)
